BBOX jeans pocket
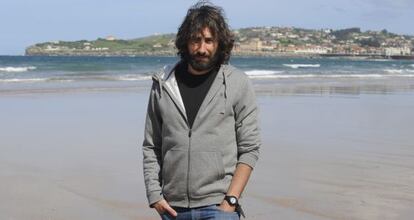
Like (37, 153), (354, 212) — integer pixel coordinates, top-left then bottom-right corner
(160, 212), (174, 220)
(212, 205), (240, 219)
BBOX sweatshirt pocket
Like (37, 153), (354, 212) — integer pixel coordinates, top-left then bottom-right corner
(162, 149), (187, 202)
(189, 151), (225, 198)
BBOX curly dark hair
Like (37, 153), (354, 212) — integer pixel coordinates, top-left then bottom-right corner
(175, 1), (234, 65)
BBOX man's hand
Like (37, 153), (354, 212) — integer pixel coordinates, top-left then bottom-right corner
(152, 199), (178, 217)
(217, 199), (236, 212)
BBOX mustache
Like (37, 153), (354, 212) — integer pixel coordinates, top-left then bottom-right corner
(194, 55), (208, 59)
(193, 51), (209, 57)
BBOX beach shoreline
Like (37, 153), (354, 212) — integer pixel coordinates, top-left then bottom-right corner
(2, 76), (414, 97)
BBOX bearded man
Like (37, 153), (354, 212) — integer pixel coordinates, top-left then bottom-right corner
(142, 2), (261, 219)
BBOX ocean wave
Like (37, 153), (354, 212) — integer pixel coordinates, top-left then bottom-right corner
(0, 66), (37, 72)
(385, 69), (404, 74)
(283, 64), (320, 69)
(56, 74), (152, 82)
(248, 74), (414, 79)
(333, 74), (414, 78)
(330, 74), (385, 78)
(115, 75), (152, 81)
(245, 70), (284, 76)
(370, 59), (392, 62)
(0, 74), (153, 83)
(384, 69), (414, 74)
(248, 74), (316, 79)
(82, 75), (152, 81)
(0, 78), (46, 83)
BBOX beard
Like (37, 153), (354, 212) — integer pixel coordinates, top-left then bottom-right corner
(187, 52), (220, 72)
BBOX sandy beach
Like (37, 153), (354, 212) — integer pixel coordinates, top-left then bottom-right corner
(1, 82), (414, 220)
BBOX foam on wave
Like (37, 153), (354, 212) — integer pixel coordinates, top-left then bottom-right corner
(283, 64), (320, 69)
(0, 66), (37, 72)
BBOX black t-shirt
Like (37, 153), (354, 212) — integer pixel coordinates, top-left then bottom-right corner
(175, 62), (219, 128)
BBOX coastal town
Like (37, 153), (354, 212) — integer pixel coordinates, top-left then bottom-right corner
(26, 26), (414, 59)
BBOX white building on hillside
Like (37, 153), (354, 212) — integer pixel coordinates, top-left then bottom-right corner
(385, 47), (411, 56)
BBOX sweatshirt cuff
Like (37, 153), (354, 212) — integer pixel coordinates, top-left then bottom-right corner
(147, 190), (164, 208)
(238, 153), (258, 169)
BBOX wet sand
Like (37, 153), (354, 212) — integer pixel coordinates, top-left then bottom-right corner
(246, 92), (414, 220)
(1, 86), (413, 220)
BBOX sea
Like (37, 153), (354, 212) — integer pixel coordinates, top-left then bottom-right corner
(1, 55), (414, 95)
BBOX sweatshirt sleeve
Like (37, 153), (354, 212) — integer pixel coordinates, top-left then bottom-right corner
(142, 82), (164, 207)
(233, 75), (261, 169)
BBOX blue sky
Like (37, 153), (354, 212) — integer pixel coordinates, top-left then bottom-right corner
(1, 0), (413, 55)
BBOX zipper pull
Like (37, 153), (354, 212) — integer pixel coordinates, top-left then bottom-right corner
(188, 130), (192, 137)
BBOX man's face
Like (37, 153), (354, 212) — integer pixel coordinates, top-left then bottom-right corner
(187, 27), (219, 72)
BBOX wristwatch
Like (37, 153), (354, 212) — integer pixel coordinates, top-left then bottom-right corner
(224, 195), (246, 217)
(224, 195), (239, 206)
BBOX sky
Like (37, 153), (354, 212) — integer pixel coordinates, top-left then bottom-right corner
(0, 0), (413, 55)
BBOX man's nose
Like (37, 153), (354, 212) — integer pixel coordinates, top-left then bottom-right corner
(198, 41), (207, 53)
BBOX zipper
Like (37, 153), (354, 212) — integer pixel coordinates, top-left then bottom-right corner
(187, 128), (192, 207)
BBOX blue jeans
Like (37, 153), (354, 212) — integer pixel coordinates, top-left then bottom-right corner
(160, 204), (240, 220)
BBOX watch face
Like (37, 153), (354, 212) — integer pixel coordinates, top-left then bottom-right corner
(230, 197), (237, 204)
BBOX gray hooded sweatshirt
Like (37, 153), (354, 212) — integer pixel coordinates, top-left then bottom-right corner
(142, 62), (260, 208)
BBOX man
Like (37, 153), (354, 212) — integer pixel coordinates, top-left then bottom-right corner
(142, 2), (260, 219)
